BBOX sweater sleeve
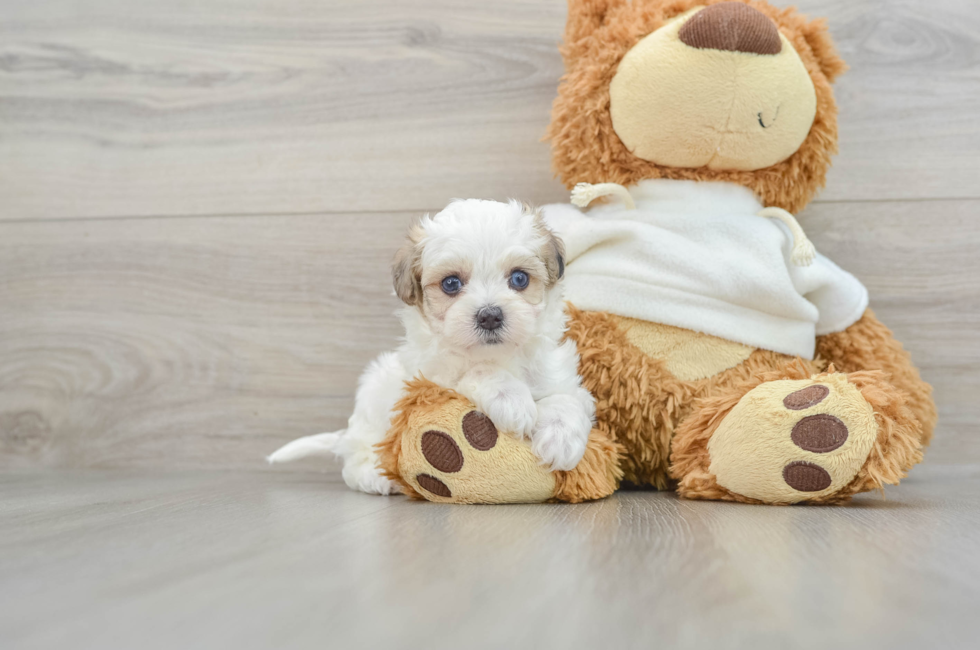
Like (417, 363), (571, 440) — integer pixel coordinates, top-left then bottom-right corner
(788, 251), (869, 336)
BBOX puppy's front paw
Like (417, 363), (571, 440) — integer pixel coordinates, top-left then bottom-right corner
(532, 398), (591, 471)
(482, 384), (538, 439)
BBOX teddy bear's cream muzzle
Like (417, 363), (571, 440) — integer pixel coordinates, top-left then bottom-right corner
(609, 5), (818, 172)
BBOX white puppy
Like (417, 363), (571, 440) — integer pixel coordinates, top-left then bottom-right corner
(268, 199), (595, 495)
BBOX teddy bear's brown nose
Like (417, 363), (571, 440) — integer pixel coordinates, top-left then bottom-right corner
(678, 2), (782, 55)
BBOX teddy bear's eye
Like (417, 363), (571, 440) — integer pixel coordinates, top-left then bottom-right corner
(508, 270), (529, 291)
(441, 275), (463, 295)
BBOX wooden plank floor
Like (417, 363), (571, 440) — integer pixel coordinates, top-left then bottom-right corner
(1, 0), (979, 469)
(1, 1), (979, 469)
(2, 466), (979, 650)
(2, 0), (980, 646)
(2, 0), (979, 220)
(1, 200), (978, 469)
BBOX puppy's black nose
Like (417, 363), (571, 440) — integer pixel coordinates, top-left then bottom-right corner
(476, 305), (504, 331)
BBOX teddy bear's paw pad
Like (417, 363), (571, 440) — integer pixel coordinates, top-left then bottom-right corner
(781, 461), (832, 492)
(416, 473), (452, 498)
(461, 411), (498, 450)
(789, 414), (848, 453)
(399, 400), (555, 504)
(706, 375), (878, 503)
(420, 430), (465, 473)
(783, 384), (830, 410)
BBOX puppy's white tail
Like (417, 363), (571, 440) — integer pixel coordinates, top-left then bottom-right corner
(267, 430), (344, 464)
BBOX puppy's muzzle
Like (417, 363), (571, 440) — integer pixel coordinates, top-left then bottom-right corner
(475, 305), (504, 332)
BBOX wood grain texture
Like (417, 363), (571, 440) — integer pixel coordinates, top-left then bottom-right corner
(0, 1), (977, 467)
(2, 2), (978, 645)
(0, 200), (977, 468)
(0, 211), (411, 468)
(1, 467), (979, 650)
(1, 0), (979, 221)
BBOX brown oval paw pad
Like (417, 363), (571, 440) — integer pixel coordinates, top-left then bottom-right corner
(791, 414), (848, 453)
(783, 384), (830, 410)
(420, 430), (464, 473)
(462, 411), (498, 451)
(782, 461), (832, 492)
(416, 473), (452, 498)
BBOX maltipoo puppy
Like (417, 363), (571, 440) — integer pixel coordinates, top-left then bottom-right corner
(268, 199), (595, 494)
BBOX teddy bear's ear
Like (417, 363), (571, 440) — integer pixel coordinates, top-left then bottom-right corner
(799, 16), (848, 83)
(565, 0), (626, 45)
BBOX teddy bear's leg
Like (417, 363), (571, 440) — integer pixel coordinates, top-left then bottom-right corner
(669, 362), (923, 504)
(375, 378), (622, 504)
(816, 309), (937, 447)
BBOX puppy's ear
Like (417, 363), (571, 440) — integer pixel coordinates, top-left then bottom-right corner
(531, 209), (566, 287)
(545, 231), (566, 286)
(392, 224), (424, 306)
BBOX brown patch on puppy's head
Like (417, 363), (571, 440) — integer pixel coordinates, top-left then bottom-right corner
(546, 0), (848, 213)
(392, 222), (425, 306)
(531, 209), (566, 288)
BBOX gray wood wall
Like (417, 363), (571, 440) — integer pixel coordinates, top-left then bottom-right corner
(2, 0), (978, 470)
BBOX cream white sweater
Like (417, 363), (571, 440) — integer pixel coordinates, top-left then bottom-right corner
(541, 179), (868, 360)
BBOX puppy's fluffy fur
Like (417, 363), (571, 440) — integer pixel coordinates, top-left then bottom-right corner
(269, 199), (595, 494)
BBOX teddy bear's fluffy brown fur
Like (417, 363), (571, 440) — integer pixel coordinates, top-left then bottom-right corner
(566, 307), (932, 504)
(547, 0), (847, 214)
(376, 0), (936, 505)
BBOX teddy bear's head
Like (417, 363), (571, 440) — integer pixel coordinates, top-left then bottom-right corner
(546, 0), (847, 213)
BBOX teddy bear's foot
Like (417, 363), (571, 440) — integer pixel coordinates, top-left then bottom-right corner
(376, 378), (622, 504)
(393, 395), (557, 504)
(670, 364), (923, 504)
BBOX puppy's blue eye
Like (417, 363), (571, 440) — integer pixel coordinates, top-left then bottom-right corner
(441, 275), (463, 295)
(509, 270), (529, 291)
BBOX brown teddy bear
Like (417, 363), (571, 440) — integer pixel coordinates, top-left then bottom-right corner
(377, 0), (936, 505)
